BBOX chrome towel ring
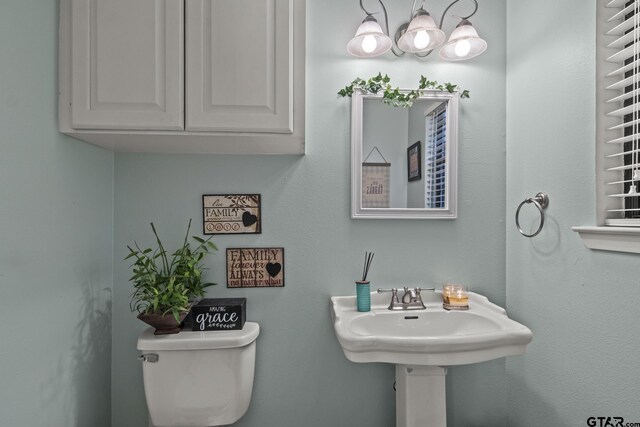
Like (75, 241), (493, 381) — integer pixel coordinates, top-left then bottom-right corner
(515, 192), (549, 238)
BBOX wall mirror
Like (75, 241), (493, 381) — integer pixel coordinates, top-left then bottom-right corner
(351, 89), (459, 219)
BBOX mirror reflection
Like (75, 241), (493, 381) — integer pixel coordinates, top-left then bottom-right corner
(352, 90), (458, 219)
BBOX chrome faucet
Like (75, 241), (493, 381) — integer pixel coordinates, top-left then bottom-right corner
(402, 288), (418, 304)
(377, 287), (434, 310)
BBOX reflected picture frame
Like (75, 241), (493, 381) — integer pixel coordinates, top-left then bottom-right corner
(407, 141), (421, 182)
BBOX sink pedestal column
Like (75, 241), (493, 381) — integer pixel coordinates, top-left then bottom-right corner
(395, 365), (447, 427)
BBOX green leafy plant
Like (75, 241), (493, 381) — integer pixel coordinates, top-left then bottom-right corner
(338, 73), (470, 108)
(125, 220), (217, 322)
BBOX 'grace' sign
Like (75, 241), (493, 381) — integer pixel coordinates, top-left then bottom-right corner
(189, 298), (246, 331)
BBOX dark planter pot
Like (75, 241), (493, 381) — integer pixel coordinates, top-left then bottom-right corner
(138, 311), (188, 335)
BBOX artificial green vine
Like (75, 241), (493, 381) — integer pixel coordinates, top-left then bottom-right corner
(338, 73), (470, 108)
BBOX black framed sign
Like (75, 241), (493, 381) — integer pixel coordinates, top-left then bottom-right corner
(189, 298), (246, 331)
(203, 194), (261, 235)
(407, 141), (422, 182)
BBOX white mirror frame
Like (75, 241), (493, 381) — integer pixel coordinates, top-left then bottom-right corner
(351, 89), (459, 219)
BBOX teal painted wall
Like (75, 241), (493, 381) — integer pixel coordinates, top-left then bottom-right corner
(506, 1), (640, 425)
(111, 1), (507, 426)
(0, 1), (114, 426)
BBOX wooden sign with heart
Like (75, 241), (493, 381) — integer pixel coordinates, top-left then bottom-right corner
(203, 194), (261, 235)
(226, 248), (285, 288)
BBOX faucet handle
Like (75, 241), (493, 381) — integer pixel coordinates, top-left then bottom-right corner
(377, 288), (399, 306)
(414, 287), (435, 302)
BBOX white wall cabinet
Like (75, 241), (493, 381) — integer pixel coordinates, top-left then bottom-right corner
(69, 0), (184, 131)
(59, 0), (305, 154)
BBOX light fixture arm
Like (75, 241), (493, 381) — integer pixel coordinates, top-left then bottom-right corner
(358, 0), (390, 33)
(438, 0), (478, 30)
(408, 0), (422, 22)
(358, 0), (374, 16)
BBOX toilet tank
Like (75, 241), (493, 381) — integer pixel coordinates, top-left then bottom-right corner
(137, 322), (260, 427)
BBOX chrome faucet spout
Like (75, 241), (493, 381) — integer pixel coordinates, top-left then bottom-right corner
(402, 287), (417, 304)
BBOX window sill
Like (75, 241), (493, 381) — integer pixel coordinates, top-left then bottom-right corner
(572, 226), (640, 254)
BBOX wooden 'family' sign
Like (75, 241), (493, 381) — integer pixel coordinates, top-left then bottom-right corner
(203, 194), (261, 235)
(226, 248), (284, 288)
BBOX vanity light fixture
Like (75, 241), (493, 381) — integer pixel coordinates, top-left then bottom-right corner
(347, 0), (487, 60)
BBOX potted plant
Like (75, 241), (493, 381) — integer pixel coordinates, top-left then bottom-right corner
(125, 219), (217, 335)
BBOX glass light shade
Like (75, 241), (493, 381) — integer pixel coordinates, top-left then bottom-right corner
(439, 20), (488, 61)
(397, 10), (445, 53)
(347, 17), (392, 58)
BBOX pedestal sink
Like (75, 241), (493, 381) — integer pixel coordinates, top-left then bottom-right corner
(330, 290), (532, 427)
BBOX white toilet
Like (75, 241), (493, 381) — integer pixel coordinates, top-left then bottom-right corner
(137, 322), (260, 427)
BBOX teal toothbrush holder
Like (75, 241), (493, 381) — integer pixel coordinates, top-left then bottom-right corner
(356, 281), (371, 312)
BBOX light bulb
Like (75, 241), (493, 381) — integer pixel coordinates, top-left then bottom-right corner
(362, 35), (377, 54)
(413, 30), (430, 50)
(454, 39), (471, 57)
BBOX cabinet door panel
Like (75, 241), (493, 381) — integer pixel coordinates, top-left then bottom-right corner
(71, 0), (183, 130)
(186, 0), (293, 133)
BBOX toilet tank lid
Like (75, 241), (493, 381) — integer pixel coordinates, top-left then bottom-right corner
(137, 322), (260, 351)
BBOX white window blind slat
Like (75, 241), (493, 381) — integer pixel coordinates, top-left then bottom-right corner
(606, 163), (640, 172)
(608, 3), (635, 22)
(605, 132), (640, 144)
(607, 193), (640, 197)
(607, 58), (640, 77)
(607, 15), (636, 37)
(609, 116), (640, 130)
(606, 87), (640, 103)
(607, 103), (640, 117)
(606, 148), (640, 158)
(607, 43), (638, 63)
(607, 179), (637, 184)
(607, 208), (640, 212)
(608, 0), (628, 8)
(605, 73), (640, 90)
(609, 31), (634, 49)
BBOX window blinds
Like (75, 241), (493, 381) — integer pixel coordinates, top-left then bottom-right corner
(604, 0), (640, 225)
(425, 105), (447, 209)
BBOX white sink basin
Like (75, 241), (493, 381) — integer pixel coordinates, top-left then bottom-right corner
(331, 290), (533, 366)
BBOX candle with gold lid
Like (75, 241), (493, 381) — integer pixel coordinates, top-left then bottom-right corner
(442, 284), (469, 310)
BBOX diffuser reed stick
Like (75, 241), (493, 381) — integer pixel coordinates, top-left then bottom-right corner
(362, 252), (374, 282)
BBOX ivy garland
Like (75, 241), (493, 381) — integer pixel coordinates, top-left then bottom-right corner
(338, 73), (470, 108)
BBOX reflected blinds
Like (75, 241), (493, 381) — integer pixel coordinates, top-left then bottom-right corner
(425, 105), (447, 209)
(604, 0), (640, 225)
